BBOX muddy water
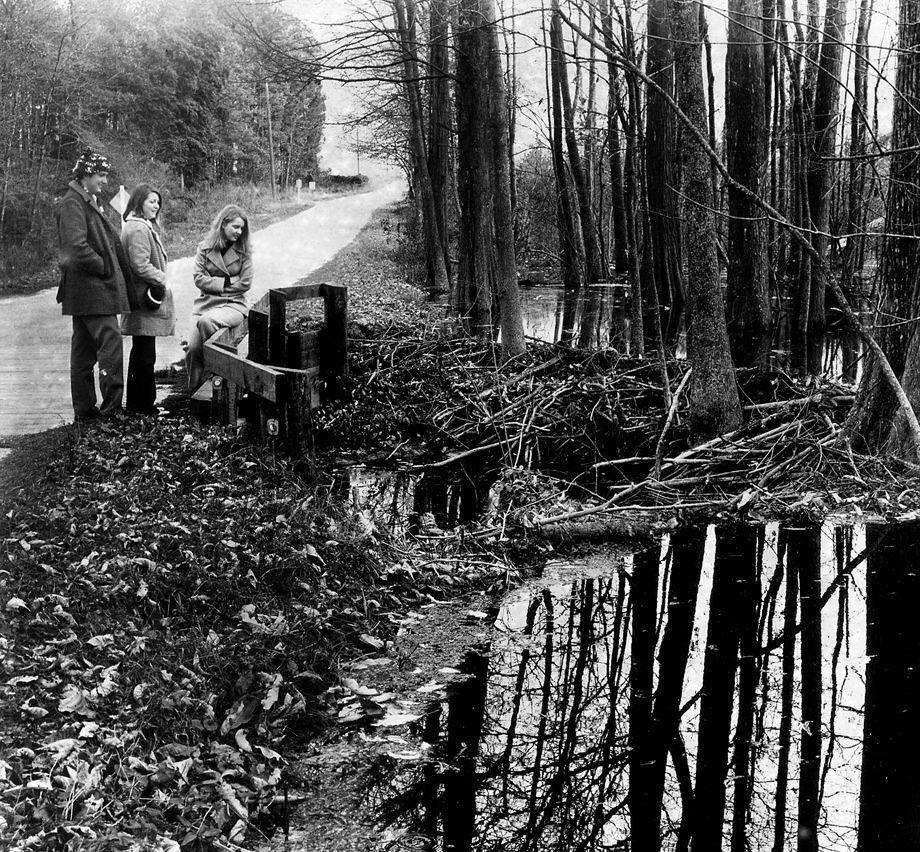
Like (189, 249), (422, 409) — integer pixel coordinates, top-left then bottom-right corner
(388, 520), (920, 851)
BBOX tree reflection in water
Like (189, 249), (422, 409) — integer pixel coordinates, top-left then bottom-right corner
(383, 521), (920, 851)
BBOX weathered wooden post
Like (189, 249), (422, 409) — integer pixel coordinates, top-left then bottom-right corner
(248, 308), (270, 364)
(321, 282), (349, 400)
(268, 290), (288, 366)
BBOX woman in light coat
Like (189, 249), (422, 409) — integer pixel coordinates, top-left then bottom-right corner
(120, 184), (175, 415)
(186, 204), (253, 390)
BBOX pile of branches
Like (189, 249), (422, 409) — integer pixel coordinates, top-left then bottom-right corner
(320, 330), (920, 524)
(318, 332), (669, 467)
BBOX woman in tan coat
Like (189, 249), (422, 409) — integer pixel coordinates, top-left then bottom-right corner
(186, 204), (253, 390)
(120, 184), (175, 415)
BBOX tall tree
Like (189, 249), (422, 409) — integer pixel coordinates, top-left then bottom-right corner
(799, 0), (847, 373)
(485, 0), (525, 358)
(846, 0), (920, 458)
(672, 0), (742, 437)
(725, 0), (771, 366)
(427, 0), (451, 265)
(644, 0), (681, 308)
(550, 2), (604, 284)
(393, 0), (450, 295)
(455, 0), (494, 333)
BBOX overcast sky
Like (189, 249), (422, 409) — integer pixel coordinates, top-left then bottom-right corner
(283, 0), (900, 168)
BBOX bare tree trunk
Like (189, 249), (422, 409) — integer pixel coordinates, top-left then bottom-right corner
(485, 0), (525, 358)
(725, 0), (771, 366)
(599, 0), (628, 279)
(644, 0), (680, 307)
(456, 0), (494, 335)
(802, 0), (847, 374)
(551, 3), (603, 283)
(394, 0), (450, 295)
(847, 0), (920, 457)
(428, 0), (451, 264)
(672, 0), (742, 438)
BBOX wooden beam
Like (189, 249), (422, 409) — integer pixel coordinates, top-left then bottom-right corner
(271, 283), (325, 302)
(203, 342), (285, 402)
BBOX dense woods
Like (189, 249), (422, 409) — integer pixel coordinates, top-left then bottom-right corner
(0, 0), (324, 290)
(323, 0), (920, 452)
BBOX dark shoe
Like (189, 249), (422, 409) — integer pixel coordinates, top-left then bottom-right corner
(73, 409), (100, 424)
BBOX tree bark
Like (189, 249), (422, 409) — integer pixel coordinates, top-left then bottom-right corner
(547, 7), (585, 289)
(672, 0), (742, 438)
(599, 0), (628, 277)
(428, 0), (451, 264)
(644, 0), (680, 307)
(801, 0), (847, 374)
(393, 0), (450, 295)
(550, 3), (604, 283)
(725, 0), (771, 366)
(485, 0), (525, 358)
(455, 0), (494, 335)
(846, 0), (920, 457)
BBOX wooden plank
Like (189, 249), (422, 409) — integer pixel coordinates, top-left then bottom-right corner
(248, 308), (269, 364)
(203, 342), (285, 402)
(274, 283), (324, 302)
(269, 290), (288, 366)
(321, 282), (348, 400)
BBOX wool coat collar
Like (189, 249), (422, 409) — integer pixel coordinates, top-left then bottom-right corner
(206, 244), (240, 275)
(67, 180), (106, 214)
(125, 213), (168, 259)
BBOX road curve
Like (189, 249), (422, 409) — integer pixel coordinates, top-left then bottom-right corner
(0, 180), (403, 435)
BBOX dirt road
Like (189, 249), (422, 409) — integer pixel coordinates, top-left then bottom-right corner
(0, 180), (402, 435)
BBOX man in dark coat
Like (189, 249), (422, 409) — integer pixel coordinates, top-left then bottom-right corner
(56, 150), (133, 420)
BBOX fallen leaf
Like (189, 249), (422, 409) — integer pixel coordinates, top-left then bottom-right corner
(374, 712), (422, 728)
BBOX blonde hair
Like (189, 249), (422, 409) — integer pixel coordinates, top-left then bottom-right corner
(201, 204), (251, 256)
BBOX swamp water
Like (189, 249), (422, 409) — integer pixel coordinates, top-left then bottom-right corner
(376, 520), (920, 851)
(518, 284), (865, 383)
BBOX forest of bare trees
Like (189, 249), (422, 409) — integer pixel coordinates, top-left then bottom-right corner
(313, 0), (920, 457)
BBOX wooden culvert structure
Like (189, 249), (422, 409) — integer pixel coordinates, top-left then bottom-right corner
(202, 282), (348, 458)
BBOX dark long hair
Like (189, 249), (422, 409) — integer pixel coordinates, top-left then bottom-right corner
(123, 184), (162, 224)
(201, 204), (251, 256)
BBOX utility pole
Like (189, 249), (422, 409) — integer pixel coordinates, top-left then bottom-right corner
(265, 81), (277, 199)
(356, 127), (360, 175)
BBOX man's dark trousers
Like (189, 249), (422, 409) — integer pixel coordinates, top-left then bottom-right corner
(71, 315), (123, 418)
